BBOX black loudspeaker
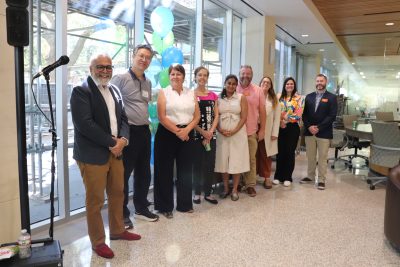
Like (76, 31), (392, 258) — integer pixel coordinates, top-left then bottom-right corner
(6, 4), (29, 47)
(6, 0), (29, 8)
(0, 240), (63, 267)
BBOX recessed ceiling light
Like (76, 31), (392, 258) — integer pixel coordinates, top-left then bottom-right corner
(301, 34), (309, 37)
(362, 76), (366, 79)
(332, 63), (336, 66)
(385, 22), (395, 26)
(319, 49), (325, 52)
(360, 72), (364, 75)
(351, 62), (355, 65)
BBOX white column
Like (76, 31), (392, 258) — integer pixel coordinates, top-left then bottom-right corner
(55, 0), (69, 218)
(0, 1), (21, 243)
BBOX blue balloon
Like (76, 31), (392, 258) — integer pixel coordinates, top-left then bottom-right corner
(145, 58), (162, 87)
(150, 7), (174, 38)
(161, 47), (184, 68)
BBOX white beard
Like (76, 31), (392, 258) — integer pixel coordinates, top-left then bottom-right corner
(92, 75), (110, 87)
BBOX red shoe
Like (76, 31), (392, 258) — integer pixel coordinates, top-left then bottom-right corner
(110, 230), (141, 241)
(93, 243), (114, 258)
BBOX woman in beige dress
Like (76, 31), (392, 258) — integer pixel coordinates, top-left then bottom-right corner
(215, 74), (248, 201)
(256, 76), (280, 189)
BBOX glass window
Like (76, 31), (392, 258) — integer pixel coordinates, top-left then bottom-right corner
(231, 15), (242, 78)
(66, 5), (130, 212)
(26, 2), (59, 224)
(202, 0), (226, 91)
(25, 0), (246, 228)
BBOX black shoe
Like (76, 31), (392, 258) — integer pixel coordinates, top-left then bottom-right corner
(123, 216), (134, 229)
(317, 182), (325, 190)
(135, 210), (159, 222)
(219, 191), (230, 199)
(193, 196), (201, 204)
(204, 196), (218, 205)
(300, 177), (313, 184)
(161, 211), (173, 219)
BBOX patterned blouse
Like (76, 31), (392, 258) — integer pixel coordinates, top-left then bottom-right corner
(279, 93), (304, 124)
(194, 91), (218, 140)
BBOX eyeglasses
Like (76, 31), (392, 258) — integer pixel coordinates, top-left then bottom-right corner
(96, 65), (114, 71)
(137, 54), (152, 62)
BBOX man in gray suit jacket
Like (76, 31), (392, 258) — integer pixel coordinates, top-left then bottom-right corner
(70, 54), (141, 259)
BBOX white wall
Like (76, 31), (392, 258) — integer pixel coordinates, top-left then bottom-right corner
(0, 2), (22, 243)
(303, 55), (321, 95)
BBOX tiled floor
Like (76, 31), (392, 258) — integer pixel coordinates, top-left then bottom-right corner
(34, 152), (400, 266)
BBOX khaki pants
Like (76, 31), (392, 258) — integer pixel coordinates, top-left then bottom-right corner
(77, 154), (125, 247)
(244, 134), (258, 187)
(305, 135), (330, 183)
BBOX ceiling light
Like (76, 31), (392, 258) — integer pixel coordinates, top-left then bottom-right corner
(332, 63), (336, 66)
(351, 62), (355, 65)
(396, 75), (400, 79)
(385, 22), (395, 26)
(362, 76), (366, 79)
(319, 49), (325, 52)
(360, 72), (364, 75)
(301, 34), (309, 37)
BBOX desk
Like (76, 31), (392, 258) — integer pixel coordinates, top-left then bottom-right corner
(345, 123), (400, 141)
(345, 124), (373, 140)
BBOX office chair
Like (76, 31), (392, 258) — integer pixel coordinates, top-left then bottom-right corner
(367, 121), (400, 190)
(327, 128), (351, 169)
(341, 115), (370, 170)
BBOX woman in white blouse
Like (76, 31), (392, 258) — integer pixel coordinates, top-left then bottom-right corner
(154, 64), (200, 219)
(256, 76), (280, 189)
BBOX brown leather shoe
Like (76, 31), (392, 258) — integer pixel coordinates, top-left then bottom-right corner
(110, 230), (141, 241)
(246, 187), (256, 197)
(264, 178), (272, 189)
(93, 243), (114, 258)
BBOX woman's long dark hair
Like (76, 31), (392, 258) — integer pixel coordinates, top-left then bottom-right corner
(221, 74), (238, 99)
(279, 77), (297, 102)
(259, 76), (278, 108)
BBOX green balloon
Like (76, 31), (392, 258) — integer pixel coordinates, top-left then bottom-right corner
(159, 69), (170, 88)
(148, 102), (157, 119)
(152, 31), (174, 54)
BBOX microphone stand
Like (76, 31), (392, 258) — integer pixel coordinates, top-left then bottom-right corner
(32, 72), (56, 243)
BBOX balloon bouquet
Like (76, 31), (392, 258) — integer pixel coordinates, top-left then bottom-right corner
(146, 6), (184, 136)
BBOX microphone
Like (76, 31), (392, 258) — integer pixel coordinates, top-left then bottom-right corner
(33, 55), (70, 79)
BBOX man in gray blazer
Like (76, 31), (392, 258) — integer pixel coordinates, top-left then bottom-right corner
(70, 54), (141, 259)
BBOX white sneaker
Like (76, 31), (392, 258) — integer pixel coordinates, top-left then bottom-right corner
(273, 179), (280, 185)
(283, 181), (291, 187)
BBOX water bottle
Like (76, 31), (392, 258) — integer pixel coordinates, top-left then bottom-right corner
(203, 142), (211, 152)
(18, 229), (32, 259)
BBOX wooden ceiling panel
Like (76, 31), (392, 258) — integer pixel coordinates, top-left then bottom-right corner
(312, 0), (400, 57)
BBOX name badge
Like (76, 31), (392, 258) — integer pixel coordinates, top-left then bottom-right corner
(321, 98), (328, 103)
(142, 90), (149, 99)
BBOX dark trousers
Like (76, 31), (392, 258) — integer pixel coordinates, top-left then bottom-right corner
(154, 124), (194, 212)
(122, 125), (151, 217)
(275, 123), (300, 182)
(193, 139), (216, 196)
